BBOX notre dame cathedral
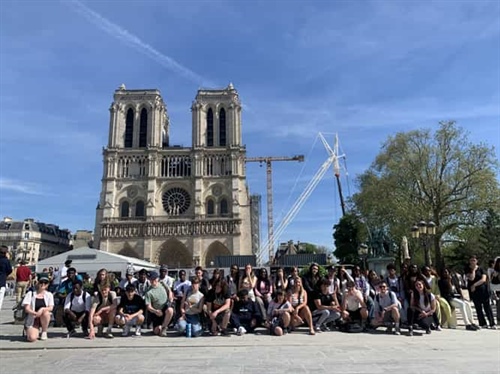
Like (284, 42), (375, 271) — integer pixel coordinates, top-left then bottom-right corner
(94, 83), (253, 267)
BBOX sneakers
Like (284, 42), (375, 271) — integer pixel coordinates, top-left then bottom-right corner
(220, 329), (230, 336)
(426, 328), (432, 334)
(97, 326), (104, 337)
(314, 326), (322, 333)
(435, 326), (442, 331)
(386, 326), (393, 334)
(105, 328), (114, 339)
(122, 325), (131, 337)
(40, 332), (48, 341)
(491, 325), (497, 330)
(466, 325), (477, 331)
(160, 327), (168, 337)
(67, 330), (76, 338)
(135, 326), (142, 336)
(408, 328), (413, 337)
(237, 326), (247, 336)
(394, 329), (401, 336)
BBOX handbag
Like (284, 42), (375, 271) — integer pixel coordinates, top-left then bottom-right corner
(491, 272), (500, 285)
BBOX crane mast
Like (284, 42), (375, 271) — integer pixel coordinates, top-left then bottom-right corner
(245, 155), (304, 263)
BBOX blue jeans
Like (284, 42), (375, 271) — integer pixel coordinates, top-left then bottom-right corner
(177, 314), (203, 337)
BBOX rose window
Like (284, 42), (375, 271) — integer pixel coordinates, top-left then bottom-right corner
(162, 187), (191, 215)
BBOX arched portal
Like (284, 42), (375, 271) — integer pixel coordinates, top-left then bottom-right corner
(118, 243), (140, 259)
(156, 238), (192, 267)
(204, 241), (231, 267)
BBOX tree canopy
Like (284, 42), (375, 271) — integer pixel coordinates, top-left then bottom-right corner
(351, 121), (499, 269)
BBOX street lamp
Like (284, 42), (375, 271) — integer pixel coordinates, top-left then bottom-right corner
(410, 220), (437, 266)
(358, 243), (369, 270)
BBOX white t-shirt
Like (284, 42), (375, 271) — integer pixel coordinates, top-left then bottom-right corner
(418, 293), (435, 312)
(64, 291), (92, 313)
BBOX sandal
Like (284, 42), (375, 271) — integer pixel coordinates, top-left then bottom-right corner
(309, 329), (316, 335)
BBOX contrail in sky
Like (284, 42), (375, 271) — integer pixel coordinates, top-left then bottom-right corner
(65, 0), (211, 86)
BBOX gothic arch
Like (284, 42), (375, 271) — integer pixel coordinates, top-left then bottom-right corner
(155, 238), (192, 267)
(206, 107), (214, 147)
(139, 107), (148, 147)
(118, 244), (140, 259)
(219, 107), (226, 146)
(124, 108), (134, 148)
(204, 241), (230, 267)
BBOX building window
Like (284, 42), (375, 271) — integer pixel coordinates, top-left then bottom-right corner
(207, 108), (214, 147)
(135, 200), (145, 217)
(219, 108), (226, 146)
(24, 232), (29, 239)
(120, 201), (130, 218)
(220, 198), (228, 216)
(24, 242), (28, 249)
(139, 108), (148, 148)
(207, 199), (215, 216)
(125, 108), (134, 148)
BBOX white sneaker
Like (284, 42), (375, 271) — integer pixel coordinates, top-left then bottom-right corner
(160, 327), (168, 337)
(122, 325), (131, 337)
(237, 326), (246, 336)
(135, 326), (142, 336)
(40, 332), (48, 341)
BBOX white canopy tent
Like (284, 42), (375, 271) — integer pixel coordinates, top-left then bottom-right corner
(36, 247), (159, 278)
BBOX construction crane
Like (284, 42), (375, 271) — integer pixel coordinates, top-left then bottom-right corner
(245, 155), (304, 263)
(260, 134), (345, 263)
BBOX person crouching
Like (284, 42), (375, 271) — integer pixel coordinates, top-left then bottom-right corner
(231, 289), (262, 335)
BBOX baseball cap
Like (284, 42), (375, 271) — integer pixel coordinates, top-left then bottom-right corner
(38, 273), (50, 283)
(150, 271), (160, 280)
(160, 265), (168, 272)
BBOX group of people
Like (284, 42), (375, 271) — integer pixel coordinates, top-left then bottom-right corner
(0, 244), (498, 342)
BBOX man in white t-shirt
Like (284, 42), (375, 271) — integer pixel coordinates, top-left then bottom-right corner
(159, 265), (174, 290)
(60, 260), (73, 284)
(63, 280), (92, 337)
(372, 281), (401, 335)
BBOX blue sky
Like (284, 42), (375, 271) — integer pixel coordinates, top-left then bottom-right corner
(1, 0), (499, 255)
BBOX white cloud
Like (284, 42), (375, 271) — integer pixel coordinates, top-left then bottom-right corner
(65, 0), (213, 86)
(0, 178), (48, 196)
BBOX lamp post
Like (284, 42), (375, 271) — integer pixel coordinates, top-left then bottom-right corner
(411, 220), (437, 266)
(358, 243), (369, 270)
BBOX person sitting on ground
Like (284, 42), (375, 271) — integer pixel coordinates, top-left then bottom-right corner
(267, 290), (293, 336)
(116, 283), (145, 336)
(22, 274), (54, 342)
(210, 268), (222, 287)
(231, 289), (262, 335)
(408, 279), (438, 336)
(438, 268), (479, 331)
(422, 265), (454, 329)
(372, 281), (401, 335)
(144, 271), (174, 337)
(254, 268), (272, 320)
(177, 277), (204, 337)
(119, 268), (137, 290)
(205, 278), (232, 336)
(341, 281), (368, 329)
(287, 277), (316, 335)
(311, 278), (342, 332)
(385, 264), (405, 323)
(63, 280), (91, 337)
(88, 282), (115, 339)
(273, 267), (288, 293)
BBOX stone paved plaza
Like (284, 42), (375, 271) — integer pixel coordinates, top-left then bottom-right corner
(0, 298), (499, 374)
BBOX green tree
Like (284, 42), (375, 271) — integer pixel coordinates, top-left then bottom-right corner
(479, 208), (500, 262)
(333, 213), (367, 264)
(352, 121), (499, 269)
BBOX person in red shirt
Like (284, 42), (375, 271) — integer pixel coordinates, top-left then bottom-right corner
(16, 260), (32, 303)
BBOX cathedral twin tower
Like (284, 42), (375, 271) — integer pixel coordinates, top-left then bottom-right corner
(94, 84), (252, 267)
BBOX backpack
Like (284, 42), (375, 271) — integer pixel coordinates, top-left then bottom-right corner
(375, 291), (396, 312)
(339, 322), (363, 333)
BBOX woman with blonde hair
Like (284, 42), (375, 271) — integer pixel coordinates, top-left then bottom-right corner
(287, 277), (315, 335)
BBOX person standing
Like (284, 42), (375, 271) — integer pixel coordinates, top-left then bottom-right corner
(15, 260), (32, 303)
(466, 256), (496, 329)
(0, 246), (13, 310)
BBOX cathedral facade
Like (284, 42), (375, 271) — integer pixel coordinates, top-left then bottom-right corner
(94, 84), (252, 267)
